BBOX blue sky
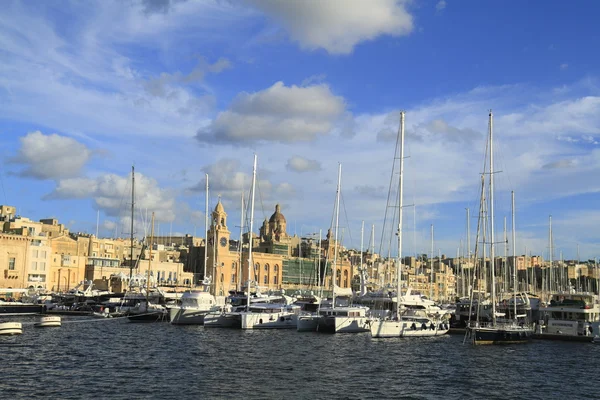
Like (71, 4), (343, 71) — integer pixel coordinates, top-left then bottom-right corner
(1, 0), (600, 260)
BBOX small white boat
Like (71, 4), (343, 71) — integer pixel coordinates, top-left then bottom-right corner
(35, 316), (62, 328)
(0, 321), (23, 335)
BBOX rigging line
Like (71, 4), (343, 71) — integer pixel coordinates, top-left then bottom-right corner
(255, 171), (267, 222)
(379, 119), (402, 257)
(339, 191), (353, 249)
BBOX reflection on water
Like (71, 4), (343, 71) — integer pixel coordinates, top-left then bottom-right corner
(1, 315), (597, 400)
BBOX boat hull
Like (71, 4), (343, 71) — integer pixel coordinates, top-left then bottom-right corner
(204, 312), (241, 329)
(316, 316), (370, 333)
(468, 326), (533, 345)
(297, 315), (319, 332)
(0, 322), (23, 335)
(169, 308), (209, 325)
(34, 316), (62, 328)
(370, 319), (449, 338)
(128, 312), (168, 322)
(240, 312), (297, 329)
(0, 303), (45, 315)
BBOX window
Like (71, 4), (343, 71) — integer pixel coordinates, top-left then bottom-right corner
(31, 261), (38, 271)
(232, 262), (236, 270)
(264, 275), (268, 284)
(8, 257), (16, 270)
(33, 250), (38, 258)
(273, 275), (278, 284)
(274, 265), (279, 272)
(40, 262), (46, 271)
(231, 274), (236, 283)
(41, 251), (47, 258)
(264, 264), (269, 272)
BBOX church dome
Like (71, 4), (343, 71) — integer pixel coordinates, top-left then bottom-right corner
(269, 204), (286, 224)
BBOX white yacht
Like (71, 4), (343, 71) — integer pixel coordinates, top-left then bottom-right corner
(370, 309), (449, 338)
(204, 291), (286, 328)
(168, 290), (217, 325)
(536, 292), (600, 341)
(314, 305), (370, 333)
(239, 303), (300, 329)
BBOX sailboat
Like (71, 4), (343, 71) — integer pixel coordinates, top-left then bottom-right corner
(128, 212), (168, 322)
(466, 111), (533, 345)
(309, 163), (370, 334)
(369, 111), (449, 338)
(169, 174), (218, 325)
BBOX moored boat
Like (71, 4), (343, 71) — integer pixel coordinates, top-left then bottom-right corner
(0, 321), (23, 335)
(34, 316), (62, 328)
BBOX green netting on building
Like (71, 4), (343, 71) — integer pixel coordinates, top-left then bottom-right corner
(283, 258), (326, 285)
(272, 243), (289, 255)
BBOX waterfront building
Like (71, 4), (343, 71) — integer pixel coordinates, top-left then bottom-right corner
(204, 201), (352, 297)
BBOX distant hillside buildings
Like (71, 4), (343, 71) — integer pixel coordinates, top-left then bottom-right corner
(0, 203), (595, 301)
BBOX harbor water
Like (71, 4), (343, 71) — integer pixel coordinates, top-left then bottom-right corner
(1, 316), (598, 400)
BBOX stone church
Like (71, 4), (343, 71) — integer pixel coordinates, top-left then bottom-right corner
(205, 200), (353, 297)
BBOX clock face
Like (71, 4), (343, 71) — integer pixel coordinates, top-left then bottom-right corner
(220, 237), (227, 247)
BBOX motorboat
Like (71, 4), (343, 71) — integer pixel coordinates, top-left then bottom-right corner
(168, 289), (217, 325)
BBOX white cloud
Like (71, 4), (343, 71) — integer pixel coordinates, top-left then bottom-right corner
(286, 156), (322, 172)
(560, 63), (569, 70)
(246, 0), (414, 54)
(436, 1), (447, 12)
(198, 81), (346, 144)
(10, 131), (92, 180)
(46, 172), (176, 224)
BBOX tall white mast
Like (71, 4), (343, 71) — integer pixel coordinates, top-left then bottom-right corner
(395, 111), (406, 317)
(332, 163), (342, 309)
(238, 190), (244, 291)
(247, 155), (257, 311)
(504, 216), (508, 294)
(430, 224), (434, 300)
(549, 214), (553, 295)
(489, 110), (497, 326)
(511, 191), (517, 321)
(204, 173), (209, 287)
(359, 220), (366, 296)
(466, 207), (471, 296)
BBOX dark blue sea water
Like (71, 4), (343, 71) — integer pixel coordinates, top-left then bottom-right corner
(1, 315), (598, 400)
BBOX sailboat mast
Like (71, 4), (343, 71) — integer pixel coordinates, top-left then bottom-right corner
(247, 155), (257, 311)
(549, 215), (553, 295)
(430, 224), (434, 300)
(129, 165), (135, 286)
(396, 111), (405, 317)
(466, 207), (471, 296)
(489, 110), (497, 326)
(238, 190), (244, 292)
(512, 191), (517, 321)
(332, 163), (342, 308)
(203, 174), (209, 287)
(146, 212), (154, 304)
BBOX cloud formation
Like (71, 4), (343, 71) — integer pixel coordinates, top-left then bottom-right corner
(11, 131), (92, 180)
(286, 156), (322, 172)
(46, 172), (176, 224)
(197, 81), (346, 144)
(246, 0), (414, 54)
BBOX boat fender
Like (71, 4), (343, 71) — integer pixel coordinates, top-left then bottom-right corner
(421, 323), (427, 330)
(430, 323), (435, 330)
(411, 323), (416, 330)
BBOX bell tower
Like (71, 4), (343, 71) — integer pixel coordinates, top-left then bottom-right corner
(208, 198), (231, 251)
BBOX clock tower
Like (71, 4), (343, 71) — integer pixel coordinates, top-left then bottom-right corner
(207, 199), (232, 296)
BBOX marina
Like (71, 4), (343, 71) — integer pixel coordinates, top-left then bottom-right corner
(2, 314), (599, 400)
